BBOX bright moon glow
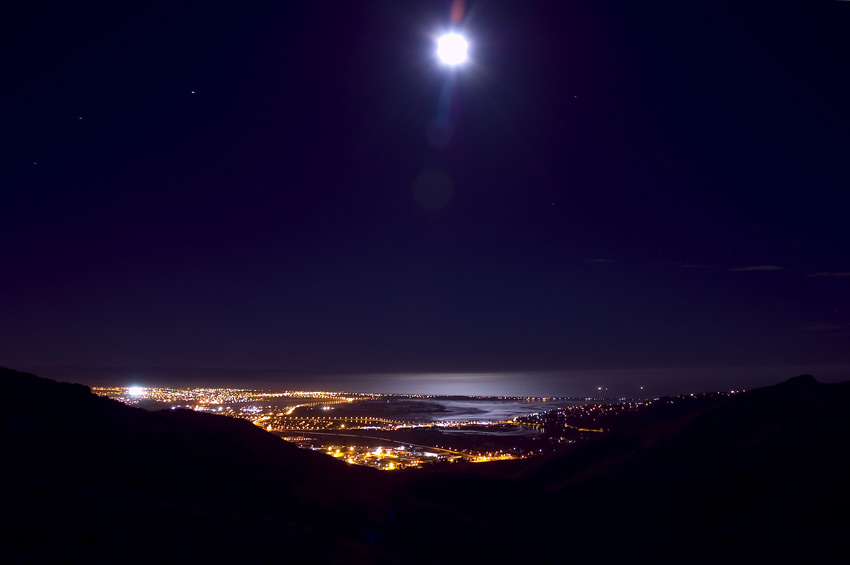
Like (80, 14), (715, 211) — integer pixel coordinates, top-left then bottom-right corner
(437, 33), (468, 65)
(128, 386), (145, 396)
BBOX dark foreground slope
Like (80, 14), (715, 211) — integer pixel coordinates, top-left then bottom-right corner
(513, 374), (850, 561)
(0, 368), (396, 562)
(3, 368), (849, 563)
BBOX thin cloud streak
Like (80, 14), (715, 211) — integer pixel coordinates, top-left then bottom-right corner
(799, 323), (850, 333)
(730, 265), (785, 272)
(807, 272), (850, 278)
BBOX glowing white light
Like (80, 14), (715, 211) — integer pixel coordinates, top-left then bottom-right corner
(128, 386), (145, 396)
(437, 33), (468, 65)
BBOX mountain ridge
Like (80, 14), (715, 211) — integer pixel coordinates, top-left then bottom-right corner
(2, 367), (848, 563)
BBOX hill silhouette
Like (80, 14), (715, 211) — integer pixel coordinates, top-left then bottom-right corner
(1, 368), (393, 562)
(507, 374), (850, 560)
(2, 367), (848, 563)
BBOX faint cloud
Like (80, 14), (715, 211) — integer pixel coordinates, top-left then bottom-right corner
(800, 322), (850, 333)
(730, 265), (784, 272)
(807, 272), (850, 278)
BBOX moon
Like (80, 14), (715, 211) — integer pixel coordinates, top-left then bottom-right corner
(437, 33), (468, 65)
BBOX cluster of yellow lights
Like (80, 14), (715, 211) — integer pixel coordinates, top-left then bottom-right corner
(94, 385), (620, 471)
(312, 443), (521, 471)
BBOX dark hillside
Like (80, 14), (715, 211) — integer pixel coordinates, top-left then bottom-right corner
(514, 374), (850, 561)
(3, 367), (848, 563)
(1, 368), (394, 562)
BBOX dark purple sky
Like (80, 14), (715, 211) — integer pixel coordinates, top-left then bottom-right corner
(2, 1), (849, 394)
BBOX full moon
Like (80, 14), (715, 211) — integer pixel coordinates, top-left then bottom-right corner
(437, 33), (468, 65)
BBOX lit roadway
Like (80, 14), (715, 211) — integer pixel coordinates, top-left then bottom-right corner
(285, 399), (353, 415)
(289, 431), (472, 458)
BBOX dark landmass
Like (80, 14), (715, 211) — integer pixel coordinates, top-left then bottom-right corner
(3, 367), (848, 563)
(276, 423), (542, 455)
(299, 398), (453, 420)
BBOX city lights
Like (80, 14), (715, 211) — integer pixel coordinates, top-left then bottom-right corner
(91, 385), (701, 471)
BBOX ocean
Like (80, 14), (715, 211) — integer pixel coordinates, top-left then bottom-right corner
(40, 363), (850, 398)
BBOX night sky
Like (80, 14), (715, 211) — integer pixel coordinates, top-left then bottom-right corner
(2, 1), (849, 395)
